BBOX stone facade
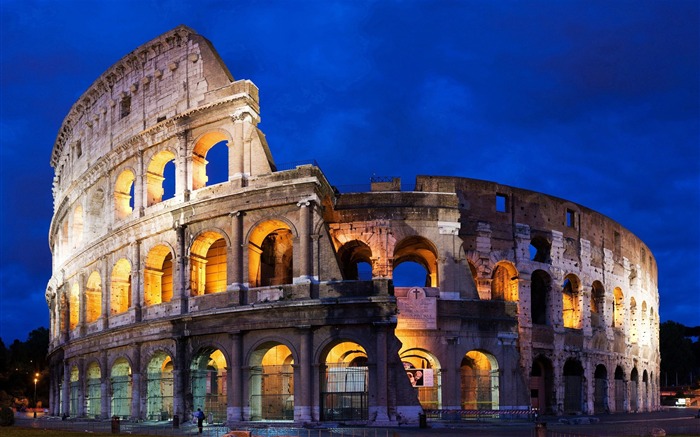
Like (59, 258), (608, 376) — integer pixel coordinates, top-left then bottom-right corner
(45, 26), (659, 425)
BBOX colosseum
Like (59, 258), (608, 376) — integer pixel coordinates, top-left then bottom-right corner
(45, 26), (660, 426)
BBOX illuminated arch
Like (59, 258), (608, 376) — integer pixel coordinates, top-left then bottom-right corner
(114, 169), (135, 219)
(111, 357), (132, 418)
(393, 236), (438, 287)
(190, 348), (227, 422)
(144, 244), (174, 306)
(190, 231), (227, 296)
(69, 283), (80, 330)
(72, 204), (84, 249)
(248, 220), (294, 288)
(613, 287), (624, 328)
(146, 351), (174, 421)
(86, 271), (102, 324)
(337, 240), (373, 280)
(192, 131), (230, 190)
(320, 340), (368, 421)
(110, 258), (131, 315)
(460, 350), (499, 410)
(146, 149), (176, 206)
(490, 261), (518, 301)
(69, 365), (80, 416)
(400, 348), (442, 409)
(249, 342), (295, 420)
(86, 361), (101, 418)
(562, 274), (582, 329)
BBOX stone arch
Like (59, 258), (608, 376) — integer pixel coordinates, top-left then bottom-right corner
(191, 130), (231, 190)
(86, 271), (102, 324)
(110, 258), (131, 315)
(86, 360), (102, 418)
(531, 270), (551, 325)
(530, 355), (554, 414)
(562, 274), (582, 329)
(111, 357), (132, 419)
(319, 339), (369, 421)
(190, 230), (228, 296)
(529, 235), (551, 263)
(72, 204), (84, 249)
(145, 350), (174, 421)
(400, 348), (442, 409)
(490, 261), (518, 301)
(593, 364), (608, 413)
(613, 287), (624, 328)
(146, 149), (177, 206)
(114, 168), (135, 219)
(642, 369), (649, 411)
(248, 219), (296, 288)
(190, 346), (228, 422)
(563, 358), (584, 414)
(590, 281), (606, 329)
(641, 301), (648, 344)
(69, 364), (80, 416)
(337, 239), (374, 280)
(614, 365), (626, 412)
(630, 297), (638, 343)
(393, 235), (439, 287)
(248, 341), (296, 421)
(69, 282), (80, 330)
(144, 244), (174, 306)
(86, 186), (105, 240)
(460, 350), (499, 410)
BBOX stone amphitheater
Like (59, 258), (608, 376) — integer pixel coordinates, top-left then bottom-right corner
(45, 25), (659, 426)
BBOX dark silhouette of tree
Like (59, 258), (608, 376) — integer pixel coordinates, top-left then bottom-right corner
(0, 327), (49, 408)
(660, 321), (698, 386)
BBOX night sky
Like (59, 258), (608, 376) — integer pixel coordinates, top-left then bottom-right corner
(1, 0), (698, 344)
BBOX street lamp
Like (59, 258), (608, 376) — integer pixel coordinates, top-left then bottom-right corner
(33, 373), (38, 418)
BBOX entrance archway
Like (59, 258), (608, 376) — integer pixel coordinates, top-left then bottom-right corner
(191, 348), (227, 423)
(249, 343), (294, 420)
(614, 366), (625, 412)
(69, 365), (79, 416)
(146, 351), (174, 421)
(563, 359), (583, 414)
(630, 367), (639, 412)
(400, 348), (441, 409)
(460, 350), (499, 410)
(320, 341), (368, 421)
(86, 362), (101, 418)
(530, 356), (553, 414)
(593, 364), (608, 413)
(111, 358), (132, 419)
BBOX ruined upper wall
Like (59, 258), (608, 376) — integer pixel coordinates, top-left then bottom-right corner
(50, 25), (236, 170)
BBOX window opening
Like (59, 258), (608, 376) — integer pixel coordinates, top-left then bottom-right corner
(393, 261), (429, 287)
(496, 194), (507, 212)
(120, 95), (131, 119)
(566, 209), (575, 228)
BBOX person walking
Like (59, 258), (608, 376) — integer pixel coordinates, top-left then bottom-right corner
(195, 408), (205, 434)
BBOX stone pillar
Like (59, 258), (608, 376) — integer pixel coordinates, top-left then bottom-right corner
(130, 344), (141, 420)
(78, 358), (86, 417)
(62, 362), (70, 416)
(100, 257), (109, 329)
(228, 332), (242, 422)
(100, 351), (109, 419)
(79, 272), (88, 335)
(175, 225), (189, 314)
(175, 131), (190, 202)
(131, 240), (142, 322)
(442, 337), (461, 411)
(173, 337), (187, 421)
(370, 322), (391, 423)
(296, 326), (312, 421)
(134, 151), (144, 216)
(295, 200), (313, 284)
(229, 211), (245, 296)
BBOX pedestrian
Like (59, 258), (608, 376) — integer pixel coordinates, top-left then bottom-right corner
(195, 408), (205, 434)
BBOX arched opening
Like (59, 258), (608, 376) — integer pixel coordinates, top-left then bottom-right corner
(114, 170), (135, 219)
(85, 271), (102, 324)
(248, 220), (293, 288)
(630, 298), (638, 343)
(393, 236), (438, 287)
(69, 365), (79, 416)
(72, 205), (84, 249)
(630, 367), (639, 412)
(191, 348), (227, 423)
(531, 270), (551, 325)
(320, 341), (368, 421)
(593, 364), (608, 414)
(190, 232), (227, 296)
(641, 301), (648, 345)
(613, 287), (624, 328)
(110, 258), (131, 315)
(529, 236), (551, 263)
(192, 132), (229, 190)
(146, 150), (176, 206)
(590, 281), (606, 329)
(144, 245), (174, 306)
(460, 350), (499, 410)
(530, 356), (554, 414)
(491, 262), (518, 301)
(614, 366), (625, 412)
(400, 348), (441, 410)
(642, 370), (649, 411)
(393, 261), (429, 287)
(146, 351), (174, 421)
(69, 283), (80, 330)
(249, 343), (294, 421)
(563, 359), (584, 414)
(337, 240), (373, 280)
(86, 362), (101, 418)
(111, 358), (132, 419)
(562, 275), (581, 329)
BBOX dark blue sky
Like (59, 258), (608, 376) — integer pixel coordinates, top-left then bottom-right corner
(1, 0), (698, 343)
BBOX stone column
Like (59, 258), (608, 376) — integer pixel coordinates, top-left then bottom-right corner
(130, 344), (141, 420)
(100, 351), (109, 419)
(100, 256), (109, 329)
(370, 322), (390, 423)
(228, 332), (242, 421)
(131, 240), (142, 322)
(296, 326), (312, 421)
(62, 362), (70, 416)
(172, 337), (187, 421)
(78, 358), (86, 417)
(442, 337), (461, 411)
(134, 150), (144, 216)
(175, 225), (189, 314)
(229, 211), (245, 296)
(295, 200), (313, 284)
(175, 131), (190, 202)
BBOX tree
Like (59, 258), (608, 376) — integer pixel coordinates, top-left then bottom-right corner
(660, 321), (697, 386)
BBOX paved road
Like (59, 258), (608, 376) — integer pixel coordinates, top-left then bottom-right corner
(13, 408), (700, 436)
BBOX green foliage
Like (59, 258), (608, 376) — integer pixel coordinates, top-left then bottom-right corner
(660, 321), (699, 386)
(0, 406), (14, 426)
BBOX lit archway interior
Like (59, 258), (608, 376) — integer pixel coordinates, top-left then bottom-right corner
(191, 348), (227, 422)
(144, 245), (173, 306)
(249, 343), (294, 420)
(146, 351), (173, 421)
(114, 169), (135, 219)
(400, 348), (442, 409)
(393, 236), (438, 287)
(337, 240), (373, 280)
(491, 262), (518, 301)
(321, 341), (368, 421)
(111, 358), (132, 419)
(562, 274), (581, 329)
(146, 149), (176, 206)
(192, 132), (229, 190)
(190, 232), (227, 296)
(85, 271), (102, 324)
(70, 365), (80, 416)
(248, 220), (293, 287)
(111, 258), (131, 315)
(86, 362), (101, 418)
(460, 350), (499, 410)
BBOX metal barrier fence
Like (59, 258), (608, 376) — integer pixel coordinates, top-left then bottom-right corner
(424, 408), (537, 421)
